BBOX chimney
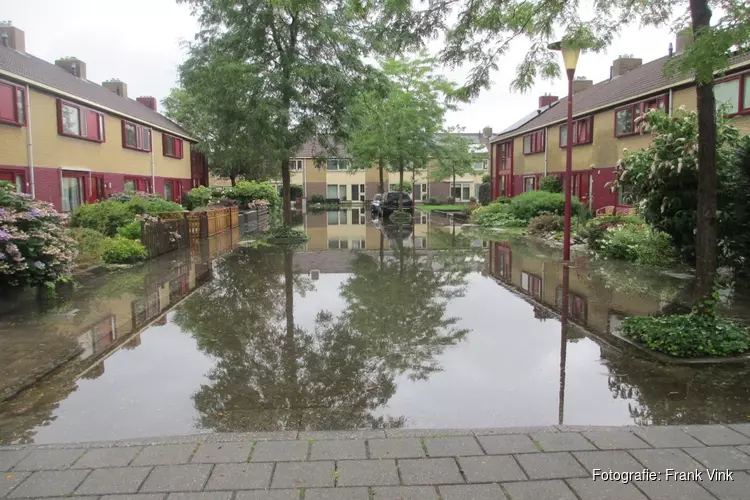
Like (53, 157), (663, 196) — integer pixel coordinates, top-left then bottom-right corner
(55, 57), (87, 79)
(612, 56), (643, 77)
(675, 28), (694, 55)
(538, 95), (559, 108)
(572, 77), (593, 94)
(0, 22), (25, 52)
(103, 79), (128, 98)
(137, 96), (157, 111)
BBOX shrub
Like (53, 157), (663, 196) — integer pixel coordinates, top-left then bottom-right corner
(310, 194), (325, 204)
(462, 202), (480, 216)
(539, 175), (562, 193)
(597, 224), (676, 267)
(101, 236), (147, 264)
(446, 196), (456, 204)
(290, 184), (304, 200)
(584, 215), (645, 250)
(68, 227), (107, 268)
(267, 225), (309, 240)
(210, 186), (226, 198)
(426, 197), (440, 205)
(70, 196), (183, 236)
(495, 196), (511, 204)
(507, 191), (582, 221)
(474, 203), (526, 228)
(0, 184), (78, 288)
(117, 220), (142, 240)
(247, 199), (269, 210)
(481, 174), (490, 184)
(469, 196), (477, 203)
(392, 181), (412, 193)
(226, 181), (280, 208)
(527, 212), (565, 235)
(184, 186), (213, 210)
(478, 183), (491, 206)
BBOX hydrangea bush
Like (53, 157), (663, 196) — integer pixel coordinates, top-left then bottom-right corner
(0, 182), (78, 288)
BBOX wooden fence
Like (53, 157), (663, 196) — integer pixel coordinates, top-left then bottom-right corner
(140, 218), (189, 258)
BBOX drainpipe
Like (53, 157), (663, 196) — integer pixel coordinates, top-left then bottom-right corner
(149, 129), (156, 193)
(668, 89), (674, 117)
(543, 126), (549, 177)
(24, 85), (35, 197)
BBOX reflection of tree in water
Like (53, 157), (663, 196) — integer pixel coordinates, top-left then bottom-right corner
(175, 234), (472, 432)
(601, 345), (750, 425)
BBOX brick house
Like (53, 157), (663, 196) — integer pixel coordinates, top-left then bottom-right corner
(489, 33), (750, 211)
(0, 22), (203, 212)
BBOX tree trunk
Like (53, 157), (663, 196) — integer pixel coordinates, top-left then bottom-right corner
(398, 162), (404, 210)
(690, 0), (717, 304)
(379, 158), (384, 194)
(281, 158), (292, 226)
(452, 171), (456, 203)
(230, 173), (237, 187)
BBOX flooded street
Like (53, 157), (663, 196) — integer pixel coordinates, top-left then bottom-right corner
(1, 210), (750, 445)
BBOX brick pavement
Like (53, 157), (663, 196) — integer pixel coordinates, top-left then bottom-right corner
(2, 425), (750, 499)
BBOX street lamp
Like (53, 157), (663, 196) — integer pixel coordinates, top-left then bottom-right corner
(548, 41), (580, 263)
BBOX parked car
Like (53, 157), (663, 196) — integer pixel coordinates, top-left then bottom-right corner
(380, 191), (414, 217)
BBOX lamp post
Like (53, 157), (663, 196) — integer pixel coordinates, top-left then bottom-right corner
(548, 41), (580, 263)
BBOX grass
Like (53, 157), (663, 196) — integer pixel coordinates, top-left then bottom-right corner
(416, 204), (464, 212)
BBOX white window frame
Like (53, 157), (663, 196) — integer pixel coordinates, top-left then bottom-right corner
(523, 176), (536, 193)
(326, 210), (348, 225)
(450, 182), (472, 201)
(290, 159), (304, 171)
(327, 158), (350, 171)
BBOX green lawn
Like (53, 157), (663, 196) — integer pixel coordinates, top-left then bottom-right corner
(416, 204), (464, 212)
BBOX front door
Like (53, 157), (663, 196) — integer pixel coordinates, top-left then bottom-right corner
(414, 183), (421, 200)
(352, 184), (359, 201)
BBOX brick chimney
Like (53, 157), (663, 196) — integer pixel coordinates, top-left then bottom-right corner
(675, 28), (694, 55)
(538, 95), (559, 108)
(572, 77), (593, 94)
(0, 22), (25, 52)
(55, 57), (87, 79)
(103, 79), (127, 98)
(611, 56), (643, 77)
(137, 96), (157, 111)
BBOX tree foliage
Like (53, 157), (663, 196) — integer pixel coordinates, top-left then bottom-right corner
(431, 131), (481, 190)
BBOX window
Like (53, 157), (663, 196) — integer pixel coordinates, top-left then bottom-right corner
(520, 272), (542, 299)
(290, 159), (304, 171)
(326, 184), (347, 200)
(523, 176), (536, 192)
(0, 81), (25, 126)
(14, 173), (23, 193)
(164, 180), (181, 202)
(473, 160), (487, 170)
(560, 117), (593, 147)
(328, 239), (349, 249)
(61, 174), (85, 212)
(163, 134), (184, 159)
(327, 158), (349, 170)
(497, 141), (512, 170)
(351, 239), (366, 249)
(124, 179), (137, 192)
(451, 182), (472, 201)
(522, 130), (545, 154)
(614, 94), (667, 137)
(327, 210), (348, 225)
(420, 183), (428, 201)
(165, 182), (173, 202)
(57, 99), (105, 142)
(713, 72), (750, 115)
(122, 121), (152, 152)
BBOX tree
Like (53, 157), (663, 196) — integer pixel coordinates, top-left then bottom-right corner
(365, 0), (750, 302)
(178, 0), (381, 225)
(431, 131), (480, 200)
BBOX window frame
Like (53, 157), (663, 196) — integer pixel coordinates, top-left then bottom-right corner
(522, 130), (545, 155)
(326, 158), (350, 171)
(162, 134), (184, 159)
(121, 120), (152, 152)
(290, 159), (304, 171)
(714, 70), (750, 116)
(0, 79), (26, 127)
(56, 99), (106, 143)
(559, 116), (594, 147)
(496, 140), (513, 171)
(523, 175), (536, 193)
(613, 94), (668, 138)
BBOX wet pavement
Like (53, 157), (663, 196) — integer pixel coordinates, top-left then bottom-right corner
(1, 210), (750, 445)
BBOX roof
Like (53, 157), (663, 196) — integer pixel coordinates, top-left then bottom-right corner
(295, 137), (348, 158)
(493, 102), (559, 138)
(0, 46), (194, 141)
(493, 52), (750, 142)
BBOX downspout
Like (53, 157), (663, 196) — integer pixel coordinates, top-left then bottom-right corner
(150, 128), (156, 193)
(668, 89), (674, 117)
(24, 85), (35, 197)
(543, 126), (549, 177)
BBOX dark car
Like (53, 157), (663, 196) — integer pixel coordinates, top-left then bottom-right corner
(380, 191), (414, 217)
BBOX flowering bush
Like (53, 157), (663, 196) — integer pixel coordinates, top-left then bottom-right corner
(226, 181), (280, 208)
(247, 199), (269, 210)
(0, 182), (78, 288)
(70, 194), (183, 236)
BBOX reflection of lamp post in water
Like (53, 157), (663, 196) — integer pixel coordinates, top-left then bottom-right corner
(558, 264), (570, 426)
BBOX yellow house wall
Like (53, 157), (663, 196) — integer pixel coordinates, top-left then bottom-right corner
(0, 116), (27, 166)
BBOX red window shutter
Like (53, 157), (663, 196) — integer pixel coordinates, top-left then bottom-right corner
(178, 139), (183, 158)
(0, 83), (14, 122)
(86, 110), (100, 141)
(162, 133), (167, 155)
(136, 125), (142, 149)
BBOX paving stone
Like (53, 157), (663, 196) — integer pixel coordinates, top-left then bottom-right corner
(458, 455), (526, 483)
(371, 486), (439, 500)
(684, 445), (750, 470)
(514, 452), (588, 479)
(573, 450), (645, 474)
(476, 434), (539, 455)
(728, 423), (750, 438)
(530, 432), (596, 452)
(75, 466), (151, 495)
(140, 464), (213, 492)
(251, 441), (308, 462)
(305, 487), (369, 499)
(386, 429), (472, 438)
(168, 493), (232, 500)
(12, 449), (86, 470)
(699, 470), (750, 500)
(336, 459), (399, 486)
(581, 430), (651, 450)
(309, 440), (366, 460)
(0, 451), (29, 472)
(684, 425), (750, 446)
(0, 471), (30, 497)
(398, 458), (463, 485)
(634, 480), (716, 500)
(300, 430), (385, 440)
(204, 463), (273, 490)
(439, 483), (505, 500)
(191, 443), (253, 464)
(633, 427), (703, 448)
(424, 437), (483, 457)
(234, 490), (300, 500)
(101, 495), (165, 500)
(271, 461), (334, 489)
(567, 478), (648, 500)
(501, 479), (577, 500)
(131, 445), (197, 466)
(629, 448), (704, 473)
(369, 439), (425, 459)
(7, 469), (89, 498)
(73, 447), (142, 468)
(474, 427), (557, 436)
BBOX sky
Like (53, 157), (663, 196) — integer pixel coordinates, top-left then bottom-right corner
(6, 0), (679, 136)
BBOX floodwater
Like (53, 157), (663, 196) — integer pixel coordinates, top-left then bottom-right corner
(1, 209), (749, 445)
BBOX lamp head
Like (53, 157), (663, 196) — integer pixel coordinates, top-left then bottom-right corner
(548, 40), (580, 72)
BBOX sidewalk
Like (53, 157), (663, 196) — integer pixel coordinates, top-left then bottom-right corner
(2, 425), (750, 499)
